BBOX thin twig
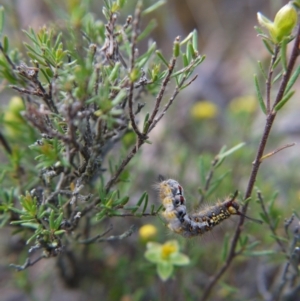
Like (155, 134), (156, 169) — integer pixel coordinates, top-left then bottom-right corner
(78, 225), (113, 244)
(146, 54), (178, 131)
(127, 1), (144, 139)
(112, 212), (157, 217)
(257, 191), (286, 253)
(10, 255), (46, 271)
(148, 59), (198, 132)
(79, 225), (136, 244)
(259, 143), (296, 162)
(97, 225), (136, 242)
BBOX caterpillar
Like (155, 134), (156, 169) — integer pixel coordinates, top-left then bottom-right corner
(157, 178), (261, 237)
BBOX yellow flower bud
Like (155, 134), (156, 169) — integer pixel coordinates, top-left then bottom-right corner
(8, 96), (25, 115)
(273, 3), (298, 42)
(190, 100), (218, 120)
(139, 224), (158, 242)
(3, 96), (26, 137)
(257, 3), (298, 43)
(229, 95), (257, 114)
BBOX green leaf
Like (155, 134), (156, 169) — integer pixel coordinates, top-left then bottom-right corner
(270, 234), (288, 243)
(262, 39), (274, 55)
(206, 170), (230, 198)
(274, 90), (295, 111)
(145, 250), (162, 264)
(257, 61), (267, 80)
(246, 241), (260, 250)
(137, 20), (157, 42)
(21, 222), (39, 229)
(182, 53), (188, 67)
(114, 196), (129, 206)
(155, 50), (169, 67)
(254, 74), (267, 114)
(49, 210), (55, 230)
(0, 6), (4, 36)
(142, 0), (166, 16)
(169, 253), (190, 266)
(142, 194), (148, 214)
(198, 156), (206, 186)
(26, 230), (41, 245)
(132, 191), (147, 213)
(244, 250), (277, 256)
(217, 142), (245, 161)
(221, 233), (229, 261)
(143, 113), (150, 133)
(239, 234), (249, 247)
(3, 35), (9, 53)
(157, 262), (173, 281)
(259, 212), (270, 224)
(192, 29), (198, 51)
(272, 70), (283, 84)
(54, 212), (63, 230)
(285, 65), (300, 95)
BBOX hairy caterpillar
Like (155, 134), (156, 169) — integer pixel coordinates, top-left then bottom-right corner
(157, 178), (261, 237)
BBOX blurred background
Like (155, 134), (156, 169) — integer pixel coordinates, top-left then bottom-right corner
(1, 0), (300, 300)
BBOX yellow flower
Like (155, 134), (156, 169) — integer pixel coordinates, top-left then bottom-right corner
(190, 100), (218, 120)
(161, 241), (178, 259)
(145, 240), (190, 281)
(139, 224), (158, 241)
(229, 95), (257, 114)
(3, 96), (26, 137)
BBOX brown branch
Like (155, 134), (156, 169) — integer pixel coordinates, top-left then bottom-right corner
(127, 1), (144, 139)
(148, 59), (199, 132)
(146, 54), (177, 131)
(200, 24), (300, 301)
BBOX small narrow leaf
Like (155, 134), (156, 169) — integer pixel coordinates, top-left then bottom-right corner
(221, 233), (229, 261)
(244, 250), (277, 256)
(142, 0), (166, 16)
(217, 142), (245, 160)
(0, 6), (4, 36)
(192, 29), (198, 51)
(132, 192), (147, 213)
(254, 74), (267, 114)
(257, 61), (267, 80)
(262, 39), (274, 55)
(49, 210), (55, 230)
(285, 65), (300, 95)
(137, 20), (157, 42)
(155, 50), (169, 67)
(142, 194), (148, 214)
(274, 90), (295, 111)
(3, 35), (9, 53)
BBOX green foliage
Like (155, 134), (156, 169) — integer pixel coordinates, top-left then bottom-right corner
(0, 0), (202, 274)
(0, 1), (300, 301)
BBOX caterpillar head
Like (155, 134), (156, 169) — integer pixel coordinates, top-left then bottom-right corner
(226, 200), (240, 215)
